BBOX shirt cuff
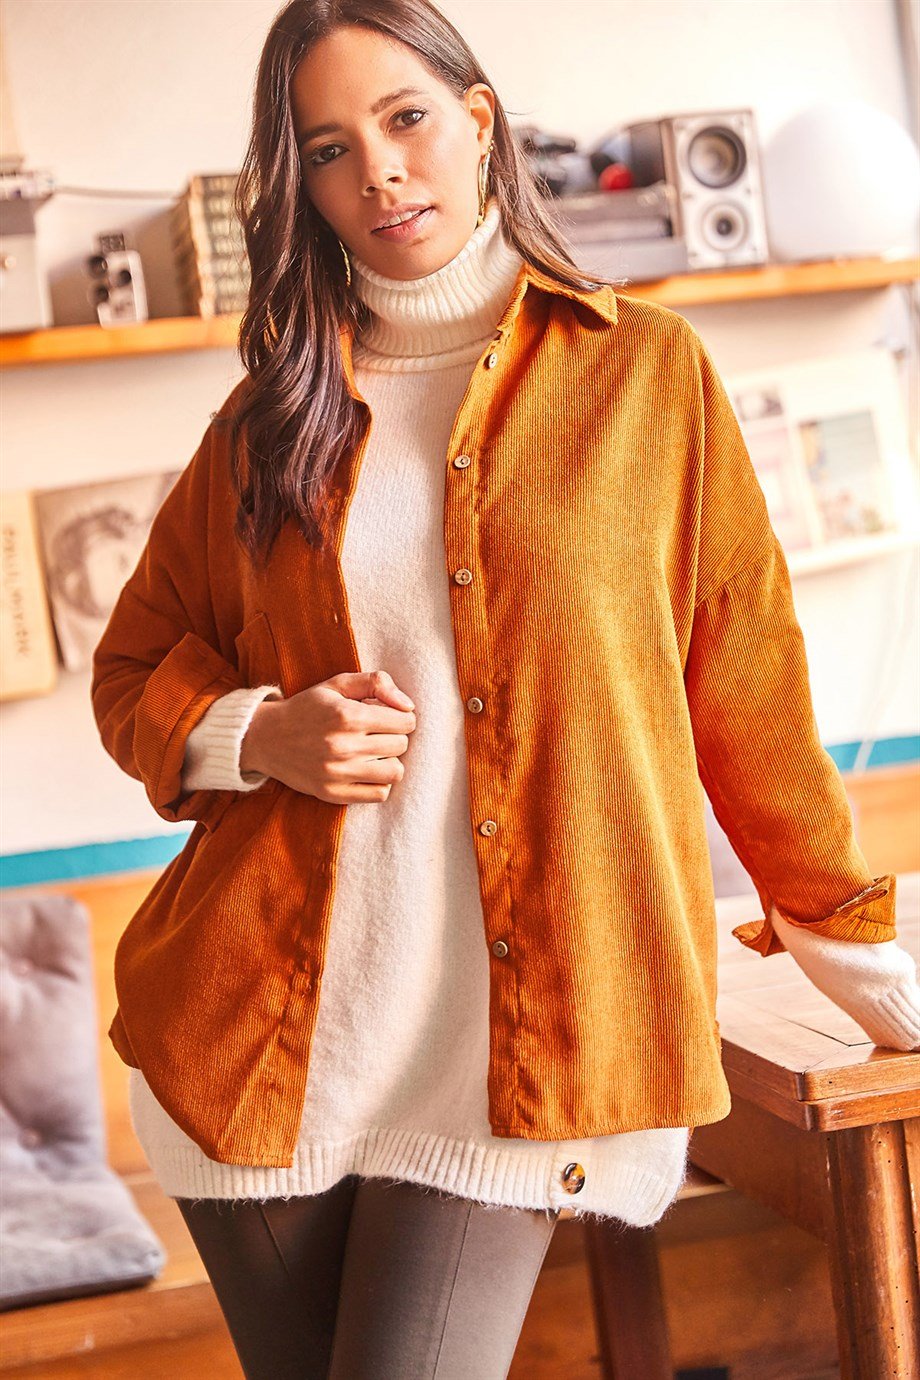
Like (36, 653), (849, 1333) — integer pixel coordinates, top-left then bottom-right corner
(731, 875), (897, 956)
(181, 685), (284, 793)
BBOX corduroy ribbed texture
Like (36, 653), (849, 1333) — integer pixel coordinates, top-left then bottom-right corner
(91, 234), (899, 1169)
(123, 201), (701, 1221)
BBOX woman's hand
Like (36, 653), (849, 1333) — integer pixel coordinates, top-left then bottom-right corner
(770, 906), (920, 1052)
(240, 669), (417, 803)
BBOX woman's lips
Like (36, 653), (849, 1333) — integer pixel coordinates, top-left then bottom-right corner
(372, 206), (434, 242)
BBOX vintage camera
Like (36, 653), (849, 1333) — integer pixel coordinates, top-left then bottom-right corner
(85, 232), (148, 326)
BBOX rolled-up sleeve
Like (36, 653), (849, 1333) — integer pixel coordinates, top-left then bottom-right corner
(90, 421), (246, 826)
(682, 333), (897, 957)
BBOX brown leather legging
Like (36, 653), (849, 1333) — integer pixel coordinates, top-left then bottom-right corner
(176, 1173), (560, 1379)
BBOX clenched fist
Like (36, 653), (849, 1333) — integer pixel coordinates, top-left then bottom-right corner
(239, 669), (417, 804)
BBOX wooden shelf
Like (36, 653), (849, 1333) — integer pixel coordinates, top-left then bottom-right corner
(628, 252), (918, 307)
(0, 313), (240, 368)
(1, 256), (916, 369)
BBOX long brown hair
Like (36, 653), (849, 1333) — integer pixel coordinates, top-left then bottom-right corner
(226, 0), (620, 566)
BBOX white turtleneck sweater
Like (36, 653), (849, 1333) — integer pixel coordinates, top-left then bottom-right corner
(126, 198), (920, 1224)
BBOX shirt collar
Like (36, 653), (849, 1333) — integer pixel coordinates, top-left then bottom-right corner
(521, 260), (619, 327)
(339, 256), (618, 398)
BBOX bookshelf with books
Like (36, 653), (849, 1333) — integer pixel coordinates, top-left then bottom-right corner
(169, 172), (250, 318)
(1, 256), (917, 369)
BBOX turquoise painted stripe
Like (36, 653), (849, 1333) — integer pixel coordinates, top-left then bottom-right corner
(824, 734), (920, 771)
(0, 831), (190, 890)
(2, 734), (918, 890)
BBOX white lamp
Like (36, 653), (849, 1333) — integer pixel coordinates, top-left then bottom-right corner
(761, 98), (920, 262)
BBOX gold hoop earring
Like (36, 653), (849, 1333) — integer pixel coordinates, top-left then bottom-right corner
(338, 237), (352, 287)
(477, 139), (495, 227)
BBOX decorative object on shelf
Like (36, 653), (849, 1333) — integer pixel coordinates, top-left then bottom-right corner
(0, 490), (57, 701)
(171, 171), (249, 317)
(85, 231), (148, 327)
(0, 30), (56, 333)
(30, 469), (180, 675)
(550, 182), (686, 282)
(761, 98), (920, 262)
(612, 108), (769, 272)
(513, 122), (599, 199)
(567, 107), (769, 282)
(725, 345), (920, 574)
(0, 168), (56, 333)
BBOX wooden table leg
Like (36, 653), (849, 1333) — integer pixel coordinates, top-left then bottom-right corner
(583, 1220), (673, 1380)
(821, 1118), (920, 1380)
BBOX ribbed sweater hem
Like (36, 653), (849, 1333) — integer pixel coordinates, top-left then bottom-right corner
(136, 1123), (691, 1228)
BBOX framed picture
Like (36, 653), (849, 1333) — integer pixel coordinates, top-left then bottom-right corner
(0, 491), (58, 701)
(726, 346), (919, 574)
(31, 468), (182, 674)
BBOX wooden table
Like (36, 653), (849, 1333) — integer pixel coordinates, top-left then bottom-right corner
(689, 872), (920, 1380)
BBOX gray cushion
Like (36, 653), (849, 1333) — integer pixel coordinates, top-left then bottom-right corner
(0, 890), (165, 1310)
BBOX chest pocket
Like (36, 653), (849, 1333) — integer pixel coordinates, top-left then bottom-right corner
(234, 610), (283, 691)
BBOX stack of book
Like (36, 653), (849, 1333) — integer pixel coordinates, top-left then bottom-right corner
(171, 172), (249, 317)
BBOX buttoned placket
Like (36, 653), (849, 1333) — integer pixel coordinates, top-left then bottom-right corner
(423, 313), (593, 1193)
(334, 281), (542, 1137)
(441, 320), (528, 1130)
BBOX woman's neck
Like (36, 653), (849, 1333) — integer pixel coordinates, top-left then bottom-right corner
(348, 197), (524, 362)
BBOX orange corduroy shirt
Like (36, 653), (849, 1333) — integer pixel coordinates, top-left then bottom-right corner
(91, 260), (897, 1168)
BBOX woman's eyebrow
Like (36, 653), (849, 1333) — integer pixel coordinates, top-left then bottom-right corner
(296, 85), (428, 148)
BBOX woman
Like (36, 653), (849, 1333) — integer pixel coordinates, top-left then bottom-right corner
(91, 2), (920, 1376)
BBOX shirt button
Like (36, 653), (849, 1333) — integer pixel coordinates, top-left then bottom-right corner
(479, 819), (498, 835)
(20, 1128), (42, 1149)
(561, 1162), (586, 1194)
(453, 454), (472, 469)
(466, 696), (484, 713)
(453, 568), (473, 584)
(491, 939), (509, 957)
(485, 351), (499, 369)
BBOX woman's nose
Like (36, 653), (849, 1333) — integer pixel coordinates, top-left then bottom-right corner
(364, 172), (406, 195)
(357, 140), (407, 194)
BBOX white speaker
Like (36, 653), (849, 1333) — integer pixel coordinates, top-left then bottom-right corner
(623, 109), (769, 270)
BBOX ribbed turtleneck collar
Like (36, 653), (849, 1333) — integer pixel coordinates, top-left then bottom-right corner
(348, 197), (524, 365)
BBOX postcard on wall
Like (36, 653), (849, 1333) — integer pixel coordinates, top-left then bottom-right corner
(0, 490), (58, 702)
(725, 346), (916, 561)
(31, 469), (182, 674)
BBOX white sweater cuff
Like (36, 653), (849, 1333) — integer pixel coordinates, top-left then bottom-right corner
(770, 906), (920, 1052)
(181, 685), (284, 793)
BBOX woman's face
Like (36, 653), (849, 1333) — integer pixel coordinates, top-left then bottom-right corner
(291, 26), (495, 281)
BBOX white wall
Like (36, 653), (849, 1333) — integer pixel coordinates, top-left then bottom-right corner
(1, 0), (917, 855)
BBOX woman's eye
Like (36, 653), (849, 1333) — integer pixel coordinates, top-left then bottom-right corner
(308, 108), (427, 168)
(397, 107), (427, 129)
(310, 144), (340, 167)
